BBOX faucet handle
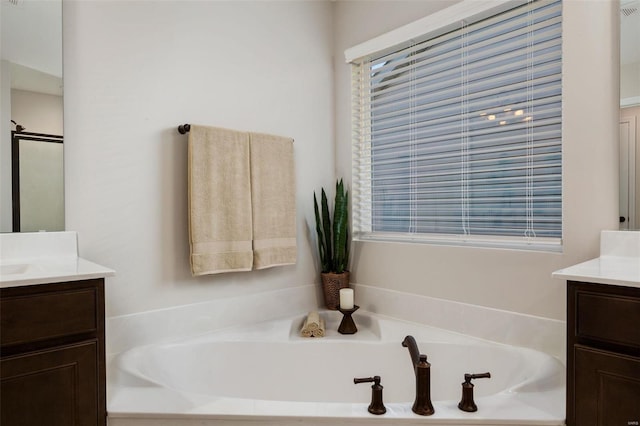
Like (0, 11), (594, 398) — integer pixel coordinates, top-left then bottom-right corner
(353, 376), (379, 385)
(464, 372), (491, 383)
(354, 376), (386, 415)
(458, 372), (491, 412)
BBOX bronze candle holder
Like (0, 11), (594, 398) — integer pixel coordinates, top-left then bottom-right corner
(338, 305), (359, 334)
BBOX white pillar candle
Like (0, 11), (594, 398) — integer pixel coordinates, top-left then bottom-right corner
(339, 288), (354, 310)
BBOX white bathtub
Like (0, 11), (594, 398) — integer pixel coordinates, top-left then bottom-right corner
(107, 311), (565, 426)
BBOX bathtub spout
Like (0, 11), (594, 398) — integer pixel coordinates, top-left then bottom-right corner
(402, 336), (434, 416)
(402, 335), (420, 368)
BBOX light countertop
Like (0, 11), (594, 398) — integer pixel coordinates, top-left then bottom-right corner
(1, 231), (114, 288)
(553, 230), (640, 289)
(552, 256), (640, 289)
(1, 256), (115, 288)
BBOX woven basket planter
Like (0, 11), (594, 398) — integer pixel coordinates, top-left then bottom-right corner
(321, 271), (350, 310)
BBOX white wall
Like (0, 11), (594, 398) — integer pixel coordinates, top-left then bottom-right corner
(63, 0), (334, 317)
(333, 0), (619, 321)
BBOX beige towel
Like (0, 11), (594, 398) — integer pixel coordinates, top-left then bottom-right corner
(249, 132), (297, 269)
(314, 318), (326, 337)
(300, 312), (325, 337)
(188, 125), (253, 275)
(304, 311), (320, 331)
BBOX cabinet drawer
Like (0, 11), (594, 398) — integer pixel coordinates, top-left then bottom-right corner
(575, 290), (640, 349)
(1, 285), (98, 347)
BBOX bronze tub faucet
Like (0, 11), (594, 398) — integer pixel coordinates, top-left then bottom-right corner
(402, 335), (434, 416)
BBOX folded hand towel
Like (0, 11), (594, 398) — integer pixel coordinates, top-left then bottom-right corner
(300, 311), (325, 337)
(188, 125), (253, 275)
(249, 132), (297, 270)
(314, 318), (326, 337)
(304, 311), (320, 331)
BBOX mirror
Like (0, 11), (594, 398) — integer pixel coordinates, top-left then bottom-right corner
(620, 0), (640, 230)
(1, 0), (63, 232)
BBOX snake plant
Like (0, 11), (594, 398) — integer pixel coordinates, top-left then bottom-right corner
(314, 179), (349, 274)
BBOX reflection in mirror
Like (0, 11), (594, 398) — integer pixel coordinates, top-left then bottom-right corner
(620, 0), (640, 230)
(11, 131), (64, 232)
(1, 0), (63, 232)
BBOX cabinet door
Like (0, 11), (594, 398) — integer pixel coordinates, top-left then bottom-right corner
(1, 340), (100, 426)
(574, 345), (640, 426)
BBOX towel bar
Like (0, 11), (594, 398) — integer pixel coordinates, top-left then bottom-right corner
(178, 124), (294, 143)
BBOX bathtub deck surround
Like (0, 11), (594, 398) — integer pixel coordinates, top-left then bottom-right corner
(353, 284), (566, 360)
(106, 284), (320, 356)
(107, 311), (564, 426)
(106, 282), (565, 359)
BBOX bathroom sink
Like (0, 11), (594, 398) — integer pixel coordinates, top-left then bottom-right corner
(0, 264), (31, 276)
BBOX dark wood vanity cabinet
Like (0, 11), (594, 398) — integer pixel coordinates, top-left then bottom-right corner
(567, 281), (640, 426)
(0, 279), (106, 426)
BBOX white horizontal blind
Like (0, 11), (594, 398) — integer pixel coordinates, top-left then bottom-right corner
(351, 0), (562, 249)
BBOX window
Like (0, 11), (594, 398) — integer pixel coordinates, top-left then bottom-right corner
(349, 0), (562, 251)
